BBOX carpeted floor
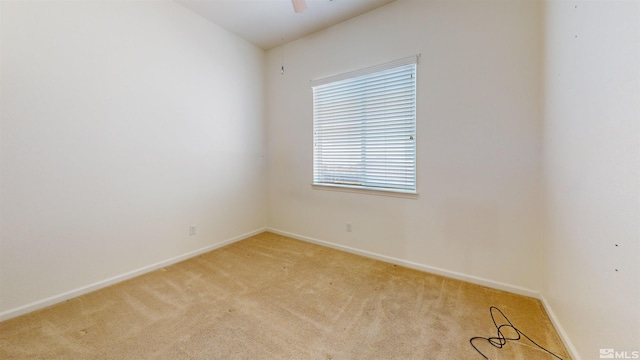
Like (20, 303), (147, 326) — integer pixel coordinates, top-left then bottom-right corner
(0, 232), (570, 359)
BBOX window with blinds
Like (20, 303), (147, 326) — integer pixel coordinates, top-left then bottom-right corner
(311, 57), (417, 194)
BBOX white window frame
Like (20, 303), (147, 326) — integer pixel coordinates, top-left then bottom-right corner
(311, 56), (418, 195)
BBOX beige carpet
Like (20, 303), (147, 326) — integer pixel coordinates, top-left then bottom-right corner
(0, 232), (569, 359)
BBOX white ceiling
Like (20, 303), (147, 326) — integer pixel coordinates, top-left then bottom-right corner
(178, 0), (397, 50)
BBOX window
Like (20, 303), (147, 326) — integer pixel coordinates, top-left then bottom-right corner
(311, 56), (417, 194)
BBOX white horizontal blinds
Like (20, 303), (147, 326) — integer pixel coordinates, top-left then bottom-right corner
(312, 58), (417, 193)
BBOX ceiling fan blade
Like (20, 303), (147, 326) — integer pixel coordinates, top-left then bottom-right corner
(291, 0), (307, 13)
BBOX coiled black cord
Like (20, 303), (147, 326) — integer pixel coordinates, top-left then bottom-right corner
(469, 306), (564, 360)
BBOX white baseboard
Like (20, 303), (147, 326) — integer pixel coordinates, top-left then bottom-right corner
(0, 227), (266, 322)
(540, 295), (581, 360)
(2, 226), (579, 360)
(268, 228), (585, 358)
(267, 228), (540, 298)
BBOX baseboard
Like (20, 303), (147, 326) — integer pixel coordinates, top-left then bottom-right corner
(540, 295), (582, 360)
(267, 228), (539, 298)
(268, 228), (586, 358)
(2, 227), (579, 360)
(0, 227), (266, 322)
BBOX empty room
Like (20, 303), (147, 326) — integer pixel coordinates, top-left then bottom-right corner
(1, 0), (638, 359)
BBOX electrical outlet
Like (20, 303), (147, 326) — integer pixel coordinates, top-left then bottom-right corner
(346, 222), (352, 232)
(189, 225), (197, 236)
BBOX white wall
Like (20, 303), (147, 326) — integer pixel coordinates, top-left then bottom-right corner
(0, 1), (266, 318)
(266, 0), (543, 294)
(542, 1), (640, 358)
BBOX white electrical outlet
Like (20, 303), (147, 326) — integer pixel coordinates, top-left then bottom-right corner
(346, 222), (352, 232)
(189, 225), (197, 236)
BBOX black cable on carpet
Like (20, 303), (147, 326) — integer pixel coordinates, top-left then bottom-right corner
(470, 306), (564, 359)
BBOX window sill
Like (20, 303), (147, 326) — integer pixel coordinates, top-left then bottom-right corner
(311, 184), (419, 199)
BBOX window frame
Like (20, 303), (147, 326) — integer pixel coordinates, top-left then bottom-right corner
(311, 56), (418, 196)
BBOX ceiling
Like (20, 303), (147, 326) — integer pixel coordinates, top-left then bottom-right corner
(178, 0), (397, 50)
